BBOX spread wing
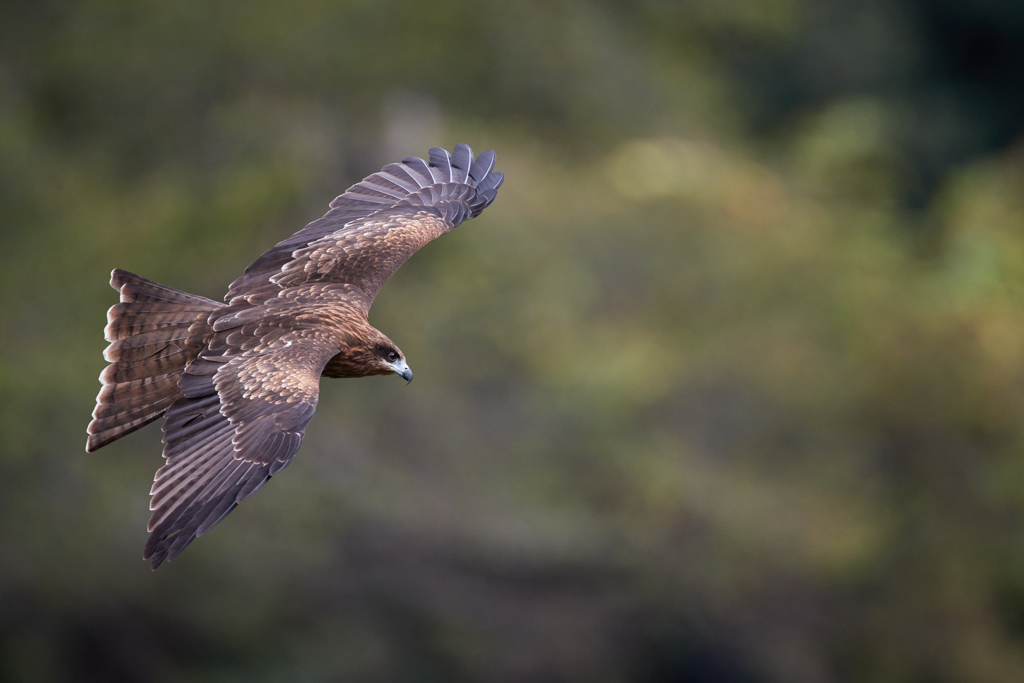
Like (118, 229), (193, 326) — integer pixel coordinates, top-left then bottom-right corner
(144, 313), (338, 569)
(225, 144), (504, 312)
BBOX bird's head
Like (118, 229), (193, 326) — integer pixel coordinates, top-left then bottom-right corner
(372, 341), (413, 383)
(325, 327), (414, 382)
(358, 329), (412, 383)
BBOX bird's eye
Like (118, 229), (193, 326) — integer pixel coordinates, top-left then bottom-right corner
(387, 350), (400, 362)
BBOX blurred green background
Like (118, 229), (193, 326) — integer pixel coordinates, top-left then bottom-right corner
(3, 1), (1024, 681)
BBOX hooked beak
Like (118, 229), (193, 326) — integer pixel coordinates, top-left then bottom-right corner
(392, 359), (413, 384)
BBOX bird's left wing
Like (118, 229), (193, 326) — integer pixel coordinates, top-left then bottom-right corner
(226, 144), (503, 313)
(144, 321), (337, 568)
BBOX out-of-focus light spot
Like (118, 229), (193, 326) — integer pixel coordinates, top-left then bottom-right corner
(604, 137), (791, 230)
(604, 139), (684, 201)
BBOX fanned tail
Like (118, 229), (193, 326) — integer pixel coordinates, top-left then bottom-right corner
(86, 269), (222, 452)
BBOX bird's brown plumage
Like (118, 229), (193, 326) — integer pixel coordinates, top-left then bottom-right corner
(86, 144), (503, 568)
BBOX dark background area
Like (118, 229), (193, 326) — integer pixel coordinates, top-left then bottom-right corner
(2, 1), (1024, 681)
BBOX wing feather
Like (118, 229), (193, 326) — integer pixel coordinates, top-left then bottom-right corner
(451, 143), (473, 183)
(428, 147), (453, 182)
(352, 181), (405, 200)
(378, 165), (423, 191)
(225, 145), (502, 306)
(469, 149), (495, 182)
(144, 320), (337, 568)
(193, 461), (259, 534)
(401, 156), (434, 185)
(148, 429), (234, 530)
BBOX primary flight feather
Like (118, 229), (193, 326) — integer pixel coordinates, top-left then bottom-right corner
(86, 144), (504, 568)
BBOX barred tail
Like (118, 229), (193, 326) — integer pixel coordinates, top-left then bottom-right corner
(86, 269), (222, 452)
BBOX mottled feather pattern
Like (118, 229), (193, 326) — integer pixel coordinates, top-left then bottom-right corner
(270, 209), (450, 307)
(87, 145), (503, 568)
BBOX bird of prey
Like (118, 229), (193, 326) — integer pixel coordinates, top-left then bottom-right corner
(86, 144), (503, 568)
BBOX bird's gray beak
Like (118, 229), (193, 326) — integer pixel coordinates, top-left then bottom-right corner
(392, 360), (413, 384)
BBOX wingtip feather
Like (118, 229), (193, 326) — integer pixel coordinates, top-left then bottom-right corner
(470, 150), (496, 182)
(428, 147), (454, 182)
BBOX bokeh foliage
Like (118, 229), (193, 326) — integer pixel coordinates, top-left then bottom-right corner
(2, 1), (1024, 681)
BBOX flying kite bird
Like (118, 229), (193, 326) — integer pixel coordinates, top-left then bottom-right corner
(86, 144), (503, 568)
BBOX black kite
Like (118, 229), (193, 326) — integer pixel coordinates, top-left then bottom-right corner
(86, 144), (503, 568)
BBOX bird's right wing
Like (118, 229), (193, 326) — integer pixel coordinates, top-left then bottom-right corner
(145, 317), (337, 569)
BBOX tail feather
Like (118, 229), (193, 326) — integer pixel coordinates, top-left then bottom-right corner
(100, 346), (198, 383)
(87, 396), (180, 451)
(105, 328), (196, 353)
(93, 374), (184, 415)
(86, 269), (222, 452)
